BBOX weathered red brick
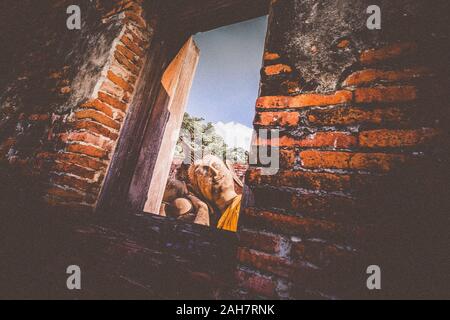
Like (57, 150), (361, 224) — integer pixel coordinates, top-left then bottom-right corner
(116, 44), (142, 67)
(28, 114), (50, 121)
(300, 150), (407, 172)
(98, 91), (128, 112)
(279, 149), (297, 168)
(60, 131), (113, 151)
(52, 161), (96, 179)
(337, 39), (350, 48)
(124, 28), (148, 49)
(123, 11), (147, 31)
(51, 174), (100, 194)
(47, 186), (85, 202)
(0, 137), (15, 157)
(263, 52), (280, 61)
(289, 91), (353, 108)
(110, 60), (137, 84)
(107, 70), (134, 93)
(256, 96), (290, 108)
(256, 132), (357, 148)
(359, 128), (440, 148)
(241, 208), (365, 243)
(263, 64), (292, 76)
(343, 67), (430, 86)
(99, 81), (126, 102)
(235, 269), (277, 298)
(120, 34), (144, 57)
(355, 86), (417, 103)
(256, 91), (352, 109)
(114, 51), (140, 75)
(290, 193), (356, 220)
(72, 120), (119, 140)
(237, 247), (293, 278)
(239, 229), (283, 254)
(80, 99), (115, 118)
(66, 143), (108, 159)
(74, 109), (121, 130)
(360, 42), (418, 65)
(53, 152), (106, 171)
(246, 168), (352, 192)
(307, 106), (407, 126)
(291, 241), (356, 269)
(254, 111), (300, 127)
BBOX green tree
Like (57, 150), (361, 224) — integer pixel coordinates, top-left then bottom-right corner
(175, 113), (248, 164)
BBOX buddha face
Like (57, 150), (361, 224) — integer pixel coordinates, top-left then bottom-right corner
(188, 155), (236, 208)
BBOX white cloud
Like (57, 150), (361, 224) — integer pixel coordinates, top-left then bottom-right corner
(213, 121), (253, 151)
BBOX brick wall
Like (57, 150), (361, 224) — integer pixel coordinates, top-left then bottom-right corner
(237, 0), (449, 299)
(0, 0), (154, 212)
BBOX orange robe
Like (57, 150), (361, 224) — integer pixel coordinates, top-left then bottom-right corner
(216, 195), (242, 232)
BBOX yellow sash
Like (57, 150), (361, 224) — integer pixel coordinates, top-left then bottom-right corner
(217, 195), (242, 232)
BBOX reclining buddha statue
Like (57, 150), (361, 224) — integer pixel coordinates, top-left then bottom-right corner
(160, 154), (243, 232)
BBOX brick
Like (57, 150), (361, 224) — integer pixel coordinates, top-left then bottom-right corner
(47, 186), (85, 202)
(263, 64), (292, 76)
(343, 67), (430, 87)
(254, 111), (299, 127)
(279, 149), (297, 168)
(124, 11), (147, 31)
(116, 44), (141, 67)
(98, 91), (128, 112)
(99, 81), (126, 101)
(66, 143), (108, 159)
(251, 187), (356, 220)
(125, 28), (148, 49)
(110, 61), (137, 84)
(256, 96), (290, 108)
(237, 247), (293, 278)
(355, 86), (417, 104)
(360, 42), (418, 65)
(0, 137), (15, 157)
(72, 120), (119, 140)
(300, 150), (406, 172)
(80, 99), (115, 118)
(290, 193), (356, 220)
(239, 229), (282, 254)
(51, 174), (100, 194)
(256, 91), (352, 109)
(120, 34), (144, 57)
(307, 106), (407, 126)
(44, 196), (94, 212)
(256, 132), (357, 148)
(60, 131), (113, 151)
(337, 39), (350, 48)
(28, 114), (50, 121)
(241, 208), (365, 243)
(102, 0), (138, 19)
(246, 168), (352, 192)
(114, 51), (140, 75)
(263, 52), (280, 61)
(53, 161), (96, 179)
(289, 91), (352, 108)
(235, 269), (277, 298)
(358, 128), (440, 148)
(291, 241), (356, 269)
(107, 70), (134, 93)
(55, 152), (106, 171)
(74, 109), (120, 130)
(281, 80), (302, 95)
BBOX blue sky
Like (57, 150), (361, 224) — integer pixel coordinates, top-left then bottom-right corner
(185, 16), (268, 127)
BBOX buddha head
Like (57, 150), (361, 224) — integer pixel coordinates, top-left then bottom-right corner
(188, 155), (240, 212)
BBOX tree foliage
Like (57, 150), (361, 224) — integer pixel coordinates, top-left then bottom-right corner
(175, 113), (248, 164)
